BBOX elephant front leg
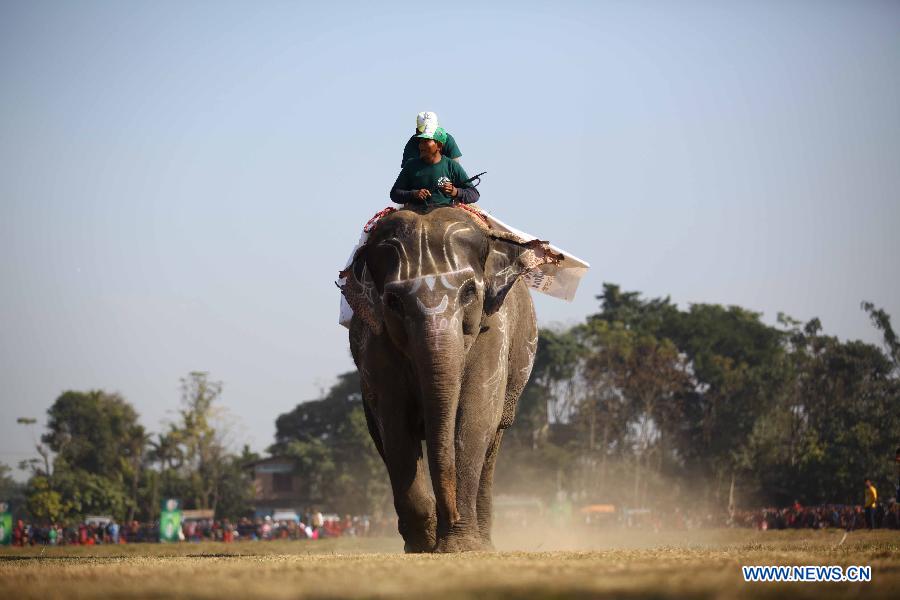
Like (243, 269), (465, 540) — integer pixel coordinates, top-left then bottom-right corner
(387, 444), (437, 553)
(357, 337), (437, 553)
(367, 399), (437, 553)
(434, 358), (506, 553)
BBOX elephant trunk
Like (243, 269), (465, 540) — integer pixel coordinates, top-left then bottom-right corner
(416, 329), (463, 530)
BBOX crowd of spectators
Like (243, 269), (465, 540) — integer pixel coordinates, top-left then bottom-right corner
(6, 499), (899, 546)
(621, 500), (900, 531)
(569, 499), (900, 531)
(731, 500), (900, 531)
(6, 513), (398, 546)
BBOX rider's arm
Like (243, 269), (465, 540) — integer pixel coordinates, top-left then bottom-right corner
(390, 186), (420, 204)
(454, 185), (479, 204)
(390, 167), (422, 204)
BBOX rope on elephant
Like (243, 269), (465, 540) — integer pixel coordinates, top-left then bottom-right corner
(363, 207), (398, 233)
(456, 203), (491, 227)
(362, 204), (490, 235)
(360, 204), (555, 257)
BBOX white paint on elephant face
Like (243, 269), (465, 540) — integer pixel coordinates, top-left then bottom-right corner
(417, 228), (424, 278)
(387, 267), (475, 292)
(421, 314), (458, 352)
(378, 220), (476, 288)
(417, 226), (441, 277)
(385, 267), (477, 353)
(416, 295), (449, 316)
(377, 238), (409, 280)
(442, 222), (473, 270)
(356, 263), (379, 306)
(426, 316), (451, 333)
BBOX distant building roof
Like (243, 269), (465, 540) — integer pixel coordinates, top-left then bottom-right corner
(243, 455), (297, 470)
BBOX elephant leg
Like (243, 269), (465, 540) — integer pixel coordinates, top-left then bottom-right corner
(381, 424), (437, 553)
(362, 399), (387, 462)
(475, 428), (504, 547)
(363, 381), (437, 552)
(350, 320), (437, 552)
(358, 336), (436, 554)
(436, 386), (502, 552)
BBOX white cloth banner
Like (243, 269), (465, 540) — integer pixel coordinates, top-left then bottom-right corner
(481, 210), (590, 303)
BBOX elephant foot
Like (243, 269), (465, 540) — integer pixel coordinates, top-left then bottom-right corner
(403, 540), (435, 553)
(434, 533), (493, 553)
(400, 515), (437, 554)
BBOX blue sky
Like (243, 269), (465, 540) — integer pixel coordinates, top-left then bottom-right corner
(1, 0), (898, 475)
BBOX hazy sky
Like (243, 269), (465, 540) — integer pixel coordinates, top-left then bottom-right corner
(1, 1), (898, 477)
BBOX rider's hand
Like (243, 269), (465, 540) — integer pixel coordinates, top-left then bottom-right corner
(439, 182), (458, 197)
(414, 189), (431, 201)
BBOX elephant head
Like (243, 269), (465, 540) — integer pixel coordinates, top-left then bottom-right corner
(340, 206), (558, 353)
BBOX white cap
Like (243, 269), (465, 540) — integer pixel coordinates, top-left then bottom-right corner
(416, 111), (438, 134)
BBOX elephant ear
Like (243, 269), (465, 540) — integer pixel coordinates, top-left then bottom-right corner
(483, 236), (563, 316)
(338, 248), (384, 334)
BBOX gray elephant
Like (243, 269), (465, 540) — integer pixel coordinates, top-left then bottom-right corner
(340, 206), (560, 552)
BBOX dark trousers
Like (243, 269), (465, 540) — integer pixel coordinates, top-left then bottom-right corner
(865, 507), (876, 530)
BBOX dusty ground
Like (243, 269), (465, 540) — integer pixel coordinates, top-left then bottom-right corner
(1, 529), (897, 599)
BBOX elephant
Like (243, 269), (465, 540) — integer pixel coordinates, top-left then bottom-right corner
(339, 205), (561, 552)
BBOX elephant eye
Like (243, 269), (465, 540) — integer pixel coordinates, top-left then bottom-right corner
(459, 281), (478, 306)
(384, 292), (404, 315)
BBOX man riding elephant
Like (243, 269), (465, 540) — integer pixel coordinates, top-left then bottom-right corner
(338, 125), (475, 330)
(391, 126), (478, 206)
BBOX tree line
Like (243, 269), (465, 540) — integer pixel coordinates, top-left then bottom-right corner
(4, 372), (258, 523)
(493, 284), (899, 510)
(3, 283), (898, 522)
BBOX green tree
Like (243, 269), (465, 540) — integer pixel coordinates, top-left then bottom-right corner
(622, 297), (786, 507)
(862, 301), (900, 367)
(158, 372), (255, 519)
(42, 390), (142, 476)
(143, 430), (184, 520)
(24, 476), (67, 522)
(214, 445), (259, 520)
(542, 284), (900, 509)
(174, 372), (226, 512)
(752, 316), (900, 504)
(26, 390), (145, 521)
(579, 307), (692, 506)
(272, 371), (390, 515)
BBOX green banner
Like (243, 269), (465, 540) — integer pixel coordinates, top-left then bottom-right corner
(0, 503), (11, 546)
(159, 498), (182, 543)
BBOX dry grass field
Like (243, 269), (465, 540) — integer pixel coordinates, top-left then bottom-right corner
(1, 529), (897, 599)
